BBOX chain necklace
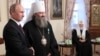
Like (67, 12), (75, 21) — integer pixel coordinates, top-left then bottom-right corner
(38, 28), (47, 46)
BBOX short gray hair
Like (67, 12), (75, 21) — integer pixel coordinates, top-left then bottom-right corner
(9, 3), (18, 15)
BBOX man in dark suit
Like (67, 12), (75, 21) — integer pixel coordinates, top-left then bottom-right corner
(3, 3), (34, 56)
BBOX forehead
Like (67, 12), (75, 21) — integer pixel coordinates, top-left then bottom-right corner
(15, 5), (24, 11)
(36, 12), (45, 14)
(79, 23), (83, 26)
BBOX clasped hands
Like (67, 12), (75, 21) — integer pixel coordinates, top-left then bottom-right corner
(79, 38), (86, 43)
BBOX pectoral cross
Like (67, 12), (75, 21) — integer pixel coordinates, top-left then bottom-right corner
(41, 35), (47, 46)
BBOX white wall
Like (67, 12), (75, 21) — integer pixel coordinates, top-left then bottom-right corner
(0, 0), (8, 37)
(0, 0), (8, 55)
(0, 0), (65, 55)
(49, 0), (66, 42)
(50, 20), (64, 42)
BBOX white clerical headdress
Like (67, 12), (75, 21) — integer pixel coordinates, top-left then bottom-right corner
(79, 20), (83, 24)
(26, 1), (45, 22)
(32, 1), (45, 14)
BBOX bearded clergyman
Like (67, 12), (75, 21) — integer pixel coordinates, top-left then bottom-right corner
(23, 1), (60, 56)
(72, 21), (92, 56)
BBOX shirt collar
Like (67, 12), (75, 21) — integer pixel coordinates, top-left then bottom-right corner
(11, 18), (21, 25)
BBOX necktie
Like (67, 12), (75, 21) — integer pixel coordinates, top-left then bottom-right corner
(80, 30), (82, 34)
(18, 24), (24, 34)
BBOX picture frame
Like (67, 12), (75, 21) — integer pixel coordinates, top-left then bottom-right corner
(91, 4), (100, 26)
(50, 0), (64, 19)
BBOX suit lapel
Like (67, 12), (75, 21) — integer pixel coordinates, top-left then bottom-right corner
(9, 19), (26, 42)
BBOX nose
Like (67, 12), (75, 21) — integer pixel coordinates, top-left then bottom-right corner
(41, 13), (46, 17)
(42, 13), (45, 16)
(22, 14), (24, 17)
(22, 13), (24, 18)
(39, 13), (45, 17)
(36, 12), (46, 17)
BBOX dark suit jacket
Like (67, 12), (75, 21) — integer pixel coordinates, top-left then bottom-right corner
(3, 19), (33, 56)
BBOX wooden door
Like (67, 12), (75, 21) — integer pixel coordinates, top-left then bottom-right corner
(89, 0), (100, 39)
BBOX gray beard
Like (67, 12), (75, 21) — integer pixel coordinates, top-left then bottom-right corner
(35, 16), (48, 28)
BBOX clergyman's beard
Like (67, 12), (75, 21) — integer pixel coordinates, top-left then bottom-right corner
(35, 16), (48, 28)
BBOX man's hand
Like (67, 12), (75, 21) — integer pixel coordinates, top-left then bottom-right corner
(29, 47), (35, 56)
(47, 53), (51, 56)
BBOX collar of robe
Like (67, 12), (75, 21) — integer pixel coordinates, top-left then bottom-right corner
(76, 27), (86, 39)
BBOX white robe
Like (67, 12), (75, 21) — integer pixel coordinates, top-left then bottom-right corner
(76, 27), (86, 39)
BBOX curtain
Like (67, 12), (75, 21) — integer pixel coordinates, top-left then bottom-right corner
(16, 0), (21, 3)
(44, 0), (50, 20)
(84, 0), (90, 29)
(64, 0), (75, 40)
